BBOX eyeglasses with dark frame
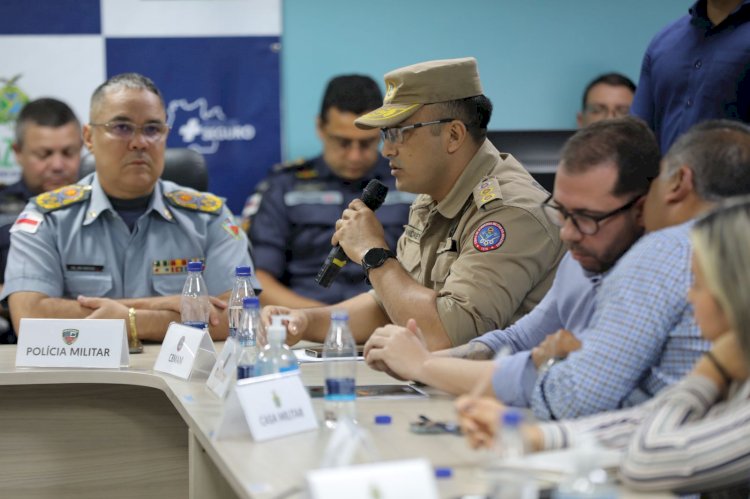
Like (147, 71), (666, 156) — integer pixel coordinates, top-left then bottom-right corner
(380, 118), (455, 144)
(89, 121), (170, 141)
(541, 193), (642, 235)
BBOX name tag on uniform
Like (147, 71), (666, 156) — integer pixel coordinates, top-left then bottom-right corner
(284, 191), (343, 206)
(154, 323), (216, 380)
(214, 370), (317, 442)
(16, 318), (129, 369)
(404, 224), (422, 243)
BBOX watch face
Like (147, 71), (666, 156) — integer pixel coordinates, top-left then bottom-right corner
(363, 248), (393, 270)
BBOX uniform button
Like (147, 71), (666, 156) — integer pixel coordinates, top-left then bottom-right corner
(687, 98), (693, 107)
(695, 59), (702, 69)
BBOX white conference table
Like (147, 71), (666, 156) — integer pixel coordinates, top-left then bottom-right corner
(0, 343), (670, 499)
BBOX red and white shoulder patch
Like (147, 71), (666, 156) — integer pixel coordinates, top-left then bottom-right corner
(10, 210), (44, 234)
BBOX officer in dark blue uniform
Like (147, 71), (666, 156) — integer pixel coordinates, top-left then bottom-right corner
(0, 98), (81, 343)
(244, 75), (414, 307)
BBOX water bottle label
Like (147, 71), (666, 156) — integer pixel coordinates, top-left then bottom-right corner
(183, 321), (208, 330)
(325, 377), (355, 401)
(237, 364), (255, 380)
(280, 365), (299, 373)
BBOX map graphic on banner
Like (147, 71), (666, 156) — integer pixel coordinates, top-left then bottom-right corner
(3, 0), (282, 215)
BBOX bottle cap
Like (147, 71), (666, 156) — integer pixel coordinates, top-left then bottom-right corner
(242, 296), (260, 309)
(502, 409), (523, 427)
(268, 315), (290, 344)
(235, 265), (251, 277)
(331, 309), (349, 321)
(374, 415), (392, 425)
(187, 261), (203, 272)
(434, 467), (452, 479)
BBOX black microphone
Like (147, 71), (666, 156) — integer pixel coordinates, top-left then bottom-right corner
(315, 179), (389, 287)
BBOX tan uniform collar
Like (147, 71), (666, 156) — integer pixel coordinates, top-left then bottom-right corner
(435, 139), (497, 218)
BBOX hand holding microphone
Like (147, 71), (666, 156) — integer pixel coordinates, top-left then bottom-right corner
(315, 179), (389, 287)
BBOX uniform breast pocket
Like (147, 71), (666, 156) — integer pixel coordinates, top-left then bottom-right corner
(431, 248), (457, 286)
(399, 238), (421, 274)
(152, 274), (188, 296)
(63, 274), (113, 297)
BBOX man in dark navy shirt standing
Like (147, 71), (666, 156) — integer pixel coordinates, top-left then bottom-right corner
(631, 0), (750, 152)
(244, 75), (414, 308)
(0, 98), (81, 343)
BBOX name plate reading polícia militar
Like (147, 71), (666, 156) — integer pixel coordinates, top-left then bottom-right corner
(16, 318), (129, 369)
(154, 323), (216, 380)
(214, 370), (318, 442)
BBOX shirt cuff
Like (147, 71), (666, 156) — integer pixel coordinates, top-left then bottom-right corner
(491, 351), (537, 407)
(469, 329), (504, 353)
(537, 422), (569, 451)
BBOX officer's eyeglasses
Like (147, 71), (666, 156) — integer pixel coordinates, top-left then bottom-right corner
(583, 104), (631, 120)
(89, 120), (170, 141)
(380, 118), (455, 145)
(325, 133), (380, 151)
(541, 193), (642, 235)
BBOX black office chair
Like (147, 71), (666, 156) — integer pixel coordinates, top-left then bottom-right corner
(79, 148), (209, 192)
(487, 130), (575, 193)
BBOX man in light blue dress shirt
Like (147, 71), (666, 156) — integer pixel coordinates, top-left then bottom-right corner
(2, 73), (257, 341)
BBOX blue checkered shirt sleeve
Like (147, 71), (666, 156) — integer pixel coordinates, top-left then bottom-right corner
(531, 223), (707, 420)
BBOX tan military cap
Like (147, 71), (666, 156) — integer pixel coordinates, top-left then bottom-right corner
(355, 57), (483, 129)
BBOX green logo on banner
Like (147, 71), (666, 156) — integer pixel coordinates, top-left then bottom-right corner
(0, 75), (29, 124)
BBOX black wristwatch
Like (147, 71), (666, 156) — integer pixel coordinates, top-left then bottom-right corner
(361, 248), (396, 282)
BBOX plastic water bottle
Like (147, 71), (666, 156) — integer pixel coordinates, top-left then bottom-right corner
(181, 261), (210, 331)
(488, 410), (538, 499)
(323, 310), (357, 428)
(254, 315), (299, 376)
(553, 434), (619, 499)
(228, 265), (255, 339)
(236, 297), (261, 380)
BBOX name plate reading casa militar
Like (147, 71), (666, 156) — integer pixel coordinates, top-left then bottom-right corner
(214, 370), (318, 442)
(16, 318), (129, 369)
(154, 322), (217, 380)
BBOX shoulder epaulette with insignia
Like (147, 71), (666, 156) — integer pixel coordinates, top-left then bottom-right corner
(272, 157), (318, 179)
(165, 190), (223, 215)
(271, 157), (310, 173)
(34, 184), (92, 213)
(472, 176), (504, 210)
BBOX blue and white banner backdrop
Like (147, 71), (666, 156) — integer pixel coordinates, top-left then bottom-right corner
(103, 0), (281, 215)
(2, 0), (281, 215)
(1, 0), (103, 185)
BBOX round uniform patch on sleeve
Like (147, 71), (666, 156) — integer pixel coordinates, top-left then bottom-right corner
(473, 221), (506, 252)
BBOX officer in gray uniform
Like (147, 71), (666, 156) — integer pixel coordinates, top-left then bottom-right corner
(2, 73), (256, 342)
(244, 75), (413, 308)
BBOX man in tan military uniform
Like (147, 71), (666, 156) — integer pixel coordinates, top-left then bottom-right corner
(262, 57), (563, 350)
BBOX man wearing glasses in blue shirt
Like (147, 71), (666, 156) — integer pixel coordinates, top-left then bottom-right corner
(263, 57), (564, 351)
(2, 73), (257, 343)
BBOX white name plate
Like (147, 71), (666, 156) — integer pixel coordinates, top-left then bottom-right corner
(214, 370), (318, 442)
(154, 323), (216, 380)
(306, 459), (439, 499)
(206, 338), (240, 398)
(16, 318), (129, 369)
